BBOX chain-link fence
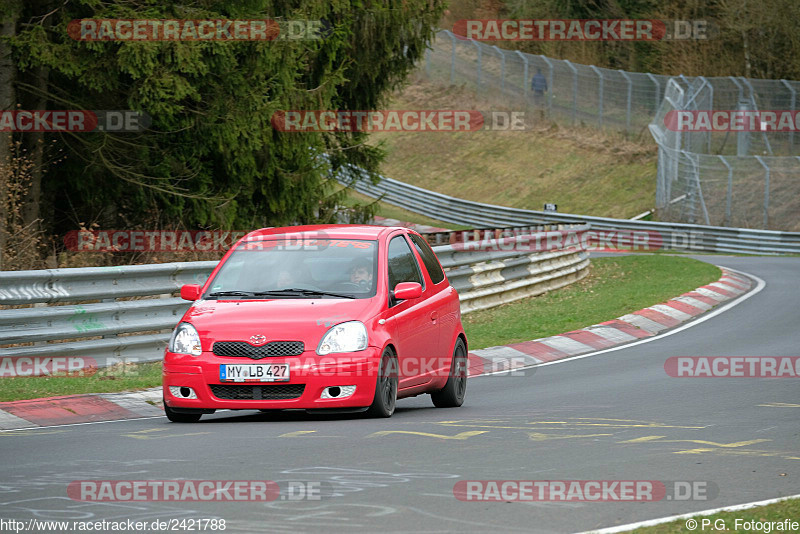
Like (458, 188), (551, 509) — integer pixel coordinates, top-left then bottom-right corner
(422, 30), (800, 231)
(650, 78), (800, 231)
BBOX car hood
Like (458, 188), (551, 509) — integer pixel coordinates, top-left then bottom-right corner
(183, 298), (379, 351)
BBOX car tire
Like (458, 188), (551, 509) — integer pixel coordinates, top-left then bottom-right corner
(431, 338), (467, 408)
(366, 349), (398, 418)
(163, 398), (203, 423)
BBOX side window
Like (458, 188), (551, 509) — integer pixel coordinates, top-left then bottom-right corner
(387, 235), (423, 293)
(409, 234), (446, 285)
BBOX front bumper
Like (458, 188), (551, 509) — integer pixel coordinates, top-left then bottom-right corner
(163, 348), (380, 410)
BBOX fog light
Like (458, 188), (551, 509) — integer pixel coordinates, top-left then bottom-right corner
(169, 386), (197, 399)
(321, 385), (356, 399)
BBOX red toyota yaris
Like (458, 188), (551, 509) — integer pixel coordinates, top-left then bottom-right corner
(163, 225), (468, 422)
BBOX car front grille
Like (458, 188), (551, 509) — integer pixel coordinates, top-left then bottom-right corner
(213, 341), (304, 359)
(209, 384), (306, 400)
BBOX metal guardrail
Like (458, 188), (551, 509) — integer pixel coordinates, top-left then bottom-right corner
(342, 167), (800, 255)
(0, 262), (218, 369)
(0, 262), (216, 305)
(0, 226), (590, 374)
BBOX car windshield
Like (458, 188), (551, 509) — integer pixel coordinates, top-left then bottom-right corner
(205, 237), (378, 299)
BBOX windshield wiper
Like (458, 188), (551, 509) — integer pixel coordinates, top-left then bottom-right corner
(207, 290), (257, 298)
(255, 288), (356, 299)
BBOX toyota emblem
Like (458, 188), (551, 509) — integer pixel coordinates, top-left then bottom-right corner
(249, 334), (267, 345)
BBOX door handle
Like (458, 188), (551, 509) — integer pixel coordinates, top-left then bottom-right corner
(430, 311), (438, 322)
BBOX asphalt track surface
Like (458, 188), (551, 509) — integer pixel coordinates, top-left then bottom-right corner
(0, 255), (797, 533)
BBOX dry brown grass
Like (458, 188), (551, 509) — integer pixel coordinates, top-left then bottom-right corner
(369, 77), (658, 218)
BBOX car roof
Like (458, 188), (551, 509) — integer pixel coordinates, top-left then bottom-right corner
(242, 224), (409, 241)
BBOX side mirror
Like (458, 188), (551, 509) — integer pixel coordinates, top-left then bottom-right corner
(393, 282), (422, 301)
(180, 284), (202, 301)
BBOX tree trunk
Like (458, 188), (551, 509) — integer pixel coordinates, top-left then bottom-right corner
(0, 3), (20, 269)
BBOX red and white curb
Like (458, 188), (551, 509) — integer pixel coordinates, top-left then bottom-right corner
(0, 388), (163, 430)
(466, 268), (753, 377)
(0, 269), (753, 430)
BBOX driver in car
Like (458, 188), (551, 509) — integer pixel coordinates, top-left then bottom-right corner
(349, 258), (373, 288)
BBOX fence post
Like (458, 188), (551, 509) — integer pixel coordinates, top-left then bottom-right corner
(682, 150), (710, 225)
(564, 59), (578, 125)
(619, 70), (632, 135)
(754, 155), (770, 229)
(718, 155), (733, 227)
(782, 79), (795, 152)
(447, 31), (456, 84)
(472, 41), (482, 90)
(590, 65), (604, 128)
(515, 51), (529, 99)
(741, 76), (773, 155)
(647, 73), (661, 114)
(492, 45), (505, 92)
(540, 55), (554, 118)
(698, 76), (713, 153)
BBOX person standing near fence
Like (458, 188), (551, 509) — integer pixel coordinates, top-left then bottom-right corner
(531, 68), (548, 119)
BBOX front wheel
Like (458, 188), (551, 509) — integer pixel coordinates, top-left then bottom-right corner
(164, 398), (203, 423)
(366, 349), (398, 418)
(431, 338), (467, 408)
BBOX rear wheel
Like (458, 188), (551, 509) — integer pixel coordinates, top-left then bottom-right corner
(163, 398), (203, 423)
(366, 349), (398, 418)
(431, 338), (467, 408)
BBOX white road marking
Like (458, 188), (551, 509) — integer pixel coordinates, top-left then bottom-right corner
(578, 492), (800, 533)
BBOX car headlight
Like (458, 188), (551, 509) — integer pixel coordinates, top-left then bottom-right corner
(317, 321), (368, 355)
(169, 322), (202, 356)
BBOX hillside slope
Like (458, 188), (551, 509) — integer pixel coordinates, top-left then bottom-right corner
(369, 76), (658, 219)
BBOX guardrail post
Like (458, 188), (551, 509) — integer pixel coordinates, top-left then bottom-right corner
(590, 65), (604, 128)
(564, 59), (578, 125)
(540, 55), (554, 117)
(754, 155), (770, 229)
(515, 50), (528, 99)
(718, 155), (733, 227)
(619, 70), (632, 135)
(781, 79), (795, 152)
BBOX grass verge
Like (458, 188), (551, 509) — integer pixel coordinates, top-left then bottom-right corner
(463, 255), (721, 349)
(0, 362), (162, 402)
(0, 256), (722, 401)
(627, 496), (800, 533)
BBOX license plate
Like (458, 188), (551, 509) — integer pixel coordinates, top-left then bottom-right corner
(219, 364), (289, 382)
